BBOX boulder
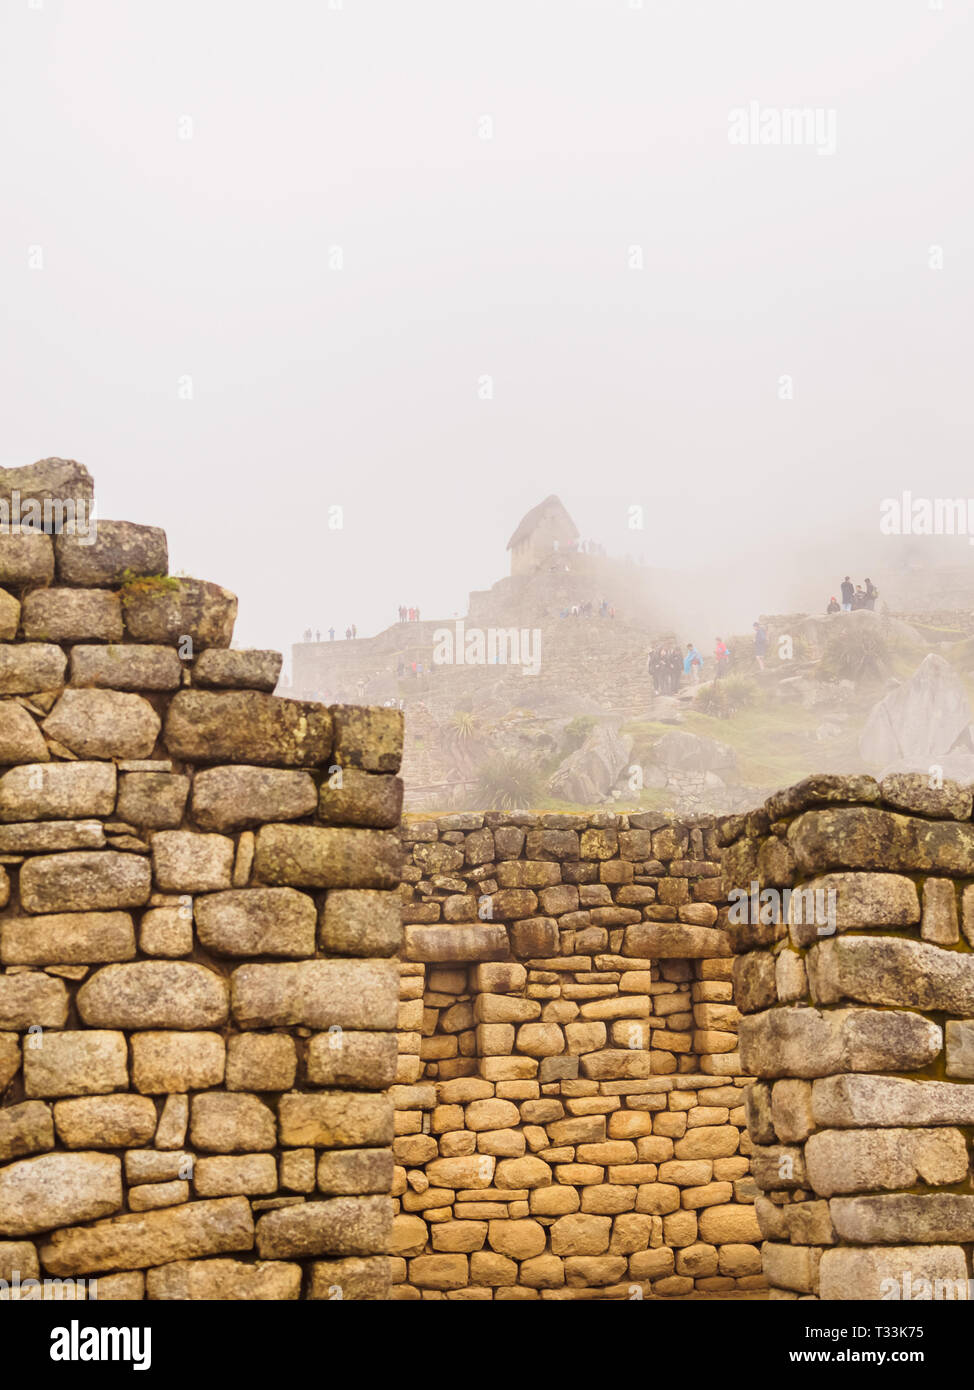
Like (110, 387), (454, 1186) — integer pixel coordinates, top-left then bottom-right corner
(859, 653), (972, 767)
(548, 724), (634, 804)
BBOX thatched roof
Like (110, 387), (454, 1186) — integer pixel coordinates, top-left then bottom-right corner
(506, 495), (579, 550)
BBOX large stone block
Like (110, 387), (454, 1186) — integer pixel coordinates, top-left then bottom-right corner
(316, 1148), (394, 1196)
(121, 577), (236, 648)
(0, 1101), (54, 1161)
(130, 1032), (226, 1094)
(305, 1031), (398, 1089)
(732, 952), (777, 1014)
(55, 521), (167, 587)
(0, 973), (69, 1030)
(193, 648), (282, 691)
(804, 1128), (968, 1197)
(318, 770), (403, 830)
(69, 643), (182, 691)
(0, 1033), (20, 1090)
(20, 851), (151, 913)
(253, 824), (400, 889)
(0, 644), (65, 694)
(151, 831), (234, 893)
(39, 1197), (254, 1275)
(880, 772), (973, 820)
(786, 872), (919, 947)
(789, 806), (974, 876)
(738, 1005), (941, 1079)
(189, 1093), (277, 1153)
(277, 1092), (394, 1148)
(78, 962), (229, 1029)
(308, 1255), (392, 1300)
(225, 1034), (296, 1092)
(191, 766), (317, 832)
(116, 773), (189, 828)
(146, 1257), (300, 1300)
(23, 1031), (128, 1098)
(403, 923), (509, 963)
(23, 587), (123, 644)
(53, 1095), (158, 1149)
(42, 689), (160, 759)
(0, 1152), (122, 1236)
(230, 960), (398, 1030)
(764, 774), (880, 823)
(330, 705), (403, 774)
(808, 934), (974, 1013)
(0, 761), (115, 822)
(830, 1194), (974, 1245)
(255, 1195), (394, 1259)
(0, 531), (55, 587)
(195, 888), (316, 958)
(318, 890), (402, 957)
(0, 819), (105, 852)
(192, 1155), (278, 1197)
(818, 1244), (967, 1301)
(0, 911), (134, 965)
(0, 702), (48, 764)
(812, 1073), (974, 1128)
(165, 691), (330, 766)
(623, 923), (730, 958)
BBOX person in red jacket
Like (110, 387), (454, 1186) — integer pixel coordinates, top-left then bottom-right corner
(714, 638), (730, 679)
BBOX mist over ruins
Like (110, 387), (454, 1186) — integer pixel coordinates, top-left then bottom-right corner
(288, 493), (974, 818)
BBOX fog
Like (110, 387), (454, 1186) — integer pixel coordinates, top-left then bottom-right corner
(3, 0), (973, 670)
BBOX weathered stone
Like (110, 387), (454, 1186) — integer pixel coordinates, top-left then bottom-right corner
(733, 953), (777, 1014)
(0, 1239), (40, 1281)
(165, 690), (330, 766)
(804, 1127), (968, 1197)
(770, 1079), (814, 1143)
(278, 1092), (393, 1148)
(0, 819), (105, 852)
(253, 824), (400, 889)
(0, 645), (65, 695)
(189, 1093), (277, 1152)
(787, 872), (919, 947)
(155, 1095), (189, 1150)
(70, 643), (182, 692)
(116, 773), (190, 828)
(231, 960), (398, 1030)
(0, 911), (134, 966)
(78, 962), (229, 1029)
(330, 705), (403, 774)
(193, 648), (282, 692)
(403, 924), (509, 963)
(623, 923), (730, 958)
(318, 770), (403, 830)
(0, 973), (68, 1029)
(809, 934), (974, 1014)
(945, 1019), (974, 1079)
(55, 521), (167, 587)
(0, 1033), (19, 1090)
(881, 772), (973, 820)
(139, 906), (193, 957)
(0, 702), (48, 764)
(0, 530), (55, 587)
(789, 807), (974, 876)
(763, 1242), (821, 1294)
(0, 1101), (54, 1161)
(151, 831), (234, 893)
(0, 762), (115, 822)
(146, 1256), (300, 1300)
(23, 1031), (128, 1097)
(739, 1006), (941, 1079)
(830, 1193), (974, 1245)
(0, 1152), (122, 1236)
(318, 890), (402, 957)
(813, 1072), (974, 1128)
(20, 851), (151, 913)
(193, 1154), (278, 1197)
(921, 877), (959, 945)
(42, 689), (160, 759)
(191, 766), (317, 834)
(256, 1195), (393, 1259)
(308, 1255), (391, 1300)
(40, 1197), (255, 1275)
(306, 1031), (398, 1089)
(195, 888), (316, 958)
(0, 589), (18, 641)
(764, 774), (880, 822)
(818, 1244), (966, 1301)
(22, 589), (123, 643)
(130, 1032), (226, 1093)
(121, 577), (236, 649)
(225, 1034), (296, 1092)
(53, 1095), (158, 1149)
(316, 1148), (394, 1196)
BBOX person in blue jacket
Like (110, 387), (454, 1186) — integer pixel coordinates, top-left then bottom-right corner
(684, 643), (702, 682)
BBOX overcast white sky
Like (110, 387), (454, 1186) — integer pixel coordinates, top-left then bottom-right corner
(3, 0), (973, 661)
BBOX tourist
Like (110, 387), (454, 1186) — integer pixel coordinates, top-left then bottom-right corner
(852, 586), (866, 611)
(826, 597), (839, 615)
(351, 624), (357, 638)
(840, 576), (854, 611)
(314, 629), (320, 642)
(415, 607), (420, 622)
(714, 637), (730, 679)
(303, 628), (312, 642)
(345, 627), (352, 640)
(397, 658), (405, 677)
(684, 643), (702, 682)
(753, 622), (768, 670)
(667, 647), (682, 692)
(647, 648), (661, 694)
(865, 578), (878, 610)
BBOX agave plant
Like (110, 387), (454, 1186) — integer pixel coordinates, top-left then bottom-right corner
(821, 624), (891, 682)
(450, 710), (478, 740)
(473, 752), (545, 811)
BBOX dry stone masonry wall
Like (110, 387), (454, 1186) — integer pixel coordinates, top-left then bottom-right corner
(0, 459), (403, 1301)
(728, 772), (974, 1300)
(390, 812), (764, 1298)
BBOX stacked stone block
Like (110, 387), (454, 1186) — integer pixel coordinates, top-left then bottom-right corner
(727, 772), (974, 1300)
(0, 459), (403, 1300)
(389, 812), (764, 1298)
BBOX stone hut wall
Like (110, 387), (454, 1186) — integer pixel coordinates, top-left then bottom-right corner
(0, 460), (403, 1301)
(727, 773), (974, 1300)
(390, 812), (764, 1299)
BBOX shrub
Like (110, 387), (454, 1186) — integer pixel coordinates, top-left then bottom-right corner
(695, 676), (759, 718)
(821, 623), (891, 682)
(473, 752), (545, 811)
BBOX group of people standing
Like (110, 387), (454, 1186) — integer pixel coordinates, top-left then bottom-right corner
(302, 626), (354, 642)
(827, 577), (878, 613)
(398, 605), (421, 623)
(559, 598), (615, 619)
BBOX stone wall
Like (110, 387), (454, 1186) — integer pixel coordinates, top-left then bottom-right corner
(728, 773), (974, 1300)
(389, 812), (764, 1298)
(0, 459), (403, 1300)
